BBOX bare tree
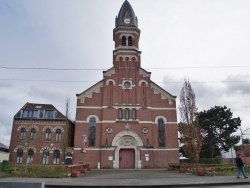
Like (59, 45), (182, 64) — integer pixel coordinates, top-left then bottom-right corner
(63, 96), (72, 164)
(178, 78), (203, 162)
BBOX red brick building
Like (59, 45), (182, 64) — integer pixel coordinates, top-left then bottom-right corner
(9, 103), (74, 165)
(73, 0), (179, 169)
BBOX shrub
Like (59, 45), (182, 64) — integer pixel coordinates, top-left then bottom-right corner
(199, 158), (222, 164)
(2, 164), (67, 178)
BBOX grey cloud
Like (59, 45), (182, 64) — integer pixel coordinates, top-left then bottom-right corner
(0, 82), (12, 88)
(224, 74), (250, 95)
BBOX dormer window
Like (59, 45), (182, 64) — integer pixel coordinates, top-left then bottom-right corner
(45, 110), (54, 119)
(128, 36), (132, 46)
(22, 110), (38, 118)
(122, 36), (126, 46)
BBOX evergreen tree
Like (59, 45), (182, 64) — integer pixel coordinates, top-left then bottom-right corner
(199, 106), (241, 158)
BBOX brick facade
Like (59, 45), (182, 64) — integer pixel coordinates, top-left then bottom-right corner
(73, 0), (179, 169)
(9, 103), (74, 165)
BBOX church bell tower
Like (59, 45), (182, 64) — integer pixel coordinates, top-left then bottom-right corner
(113, 0), (141, 68)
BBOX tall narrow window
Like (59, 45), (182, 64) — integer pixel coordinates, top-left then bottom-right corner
(30, 128), (36, 140)
(122, 36), (126, 46)
(53, 150), (60, 165)
(132, 58), (136, 69)
(158, 118), (165, 147)
(142, 82), (146, 107)
(45, 128), (51, 141)
(118, 108), (123, 120)
(128, 36), (133, 46)
(19, 128), (26, 140)
(88, 117), (96, 147)
(109, 81), (113, 106)
(16, 148), (23, 164)
(43, 149), (49, 165)
(125, 108), (130, 120)
(132, 109), (137, 120)
(27, 149), (34, 164)
(56, 129), (62, 142)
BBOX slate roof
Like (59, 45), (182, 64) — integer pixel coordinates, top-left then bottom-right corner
(116, 0), (138, 27)
(14, 102), (66, 120)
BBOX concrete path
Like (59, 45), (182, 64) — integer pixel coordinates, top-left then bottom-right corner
(1, 169), (250, 187)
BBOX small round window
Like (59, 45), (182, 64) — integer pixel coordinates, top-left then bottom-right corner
(124, 81), (131, 89)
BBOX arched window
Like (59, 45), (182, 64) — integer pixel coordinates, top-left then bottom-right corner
(55, 129), (62, 142)
(128, 36), (133, 46)
(27, 149), (34, 164)
(88, 117), (96, 147)
(109, 81), (113, 106)
(19, 128), (26, 140)
(53, 150), (60, 165)
(30, 128), (36, 140)
(66, 152), (72, 157)
(16, 148), (23, 164)
(142, 82), (146, 107)
(45, 128), (51, 141)
(132, 57), (136, 69)
(158, 118), (165, 147)
(122, 36), (126, 46)
(65, 152), (72, 165)
(43, 149), (49, 165)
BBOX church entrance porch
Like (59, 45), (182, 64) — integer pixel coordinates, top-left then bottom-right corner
(112, 131), (143, 169)
(119, 149), (135, 169)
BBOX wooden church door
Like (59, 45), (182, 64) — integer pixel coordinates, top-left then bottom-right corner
(119, 149), (135, 169)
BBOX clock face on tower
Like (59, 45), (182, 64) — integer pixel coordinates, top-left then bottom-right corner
(124, 18), (131, 24)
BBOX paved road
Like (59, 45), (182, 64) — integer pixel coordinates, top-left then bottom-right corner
(1, 169), (250, 187)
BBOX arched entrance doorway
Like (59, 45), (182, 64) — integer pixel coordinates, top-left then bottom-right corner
(112, 130), (143, 169)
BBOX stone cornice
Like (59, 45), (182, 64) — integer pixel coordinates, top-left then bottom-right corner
(77, 81), (103, 103)
(150, 81), (176, 103)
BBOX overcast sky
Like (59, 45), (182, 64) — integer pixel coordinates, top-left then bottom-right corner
(1, 0), (250, 146)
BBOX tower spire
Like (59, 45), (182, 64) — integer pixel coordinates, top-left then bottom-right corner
(115, 0), (138, 27)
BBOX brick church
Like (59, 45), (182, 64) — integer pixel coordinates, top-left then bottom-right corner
(73, 0), (179, 169)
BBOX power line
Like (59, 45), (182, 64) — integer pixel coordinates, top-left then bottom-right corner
(0, 66), (106, 71)
(1, 65), (250, 71)
(1, 78), (250, 84)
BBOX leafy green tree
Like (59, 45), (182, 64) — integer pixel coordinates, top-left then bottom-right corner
(178, 79), (203, 162)
(198, 106), (241, 158)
